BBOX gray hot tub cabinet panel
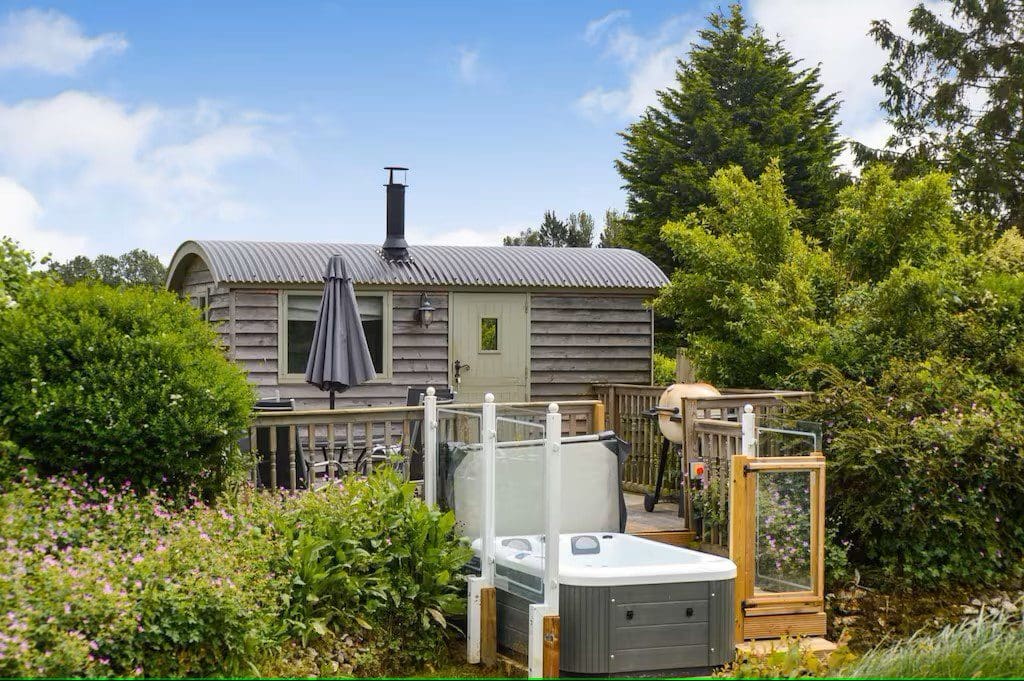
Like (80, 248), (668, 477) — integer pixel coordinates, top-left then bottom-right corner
(495, 579), (735, 675)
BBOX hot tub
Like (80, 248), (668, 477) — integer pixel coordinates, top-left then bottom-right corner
(477, 533), (736, 676)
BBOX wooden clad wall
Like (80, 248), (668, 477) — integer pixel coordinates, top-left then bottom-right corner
(228, 290), (449, 410)
(530, 293), (653, 402)
(180, 260), (231, 349)
(178, 258), (657, 407)
(178, 257), (450, 410)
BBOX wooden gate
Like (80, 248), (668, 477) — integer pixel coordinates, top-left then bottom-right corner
(729, 453), (826, 641)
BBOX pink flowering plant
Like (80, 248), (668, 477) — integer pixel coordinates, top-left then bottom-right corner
(754, 472), (812, 591)
(0, 467), (470, 678)
(794, 358), (1024, 587)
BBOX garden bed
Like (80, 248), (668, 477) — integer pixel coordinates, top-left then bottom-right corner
(0, 468), (472, 678)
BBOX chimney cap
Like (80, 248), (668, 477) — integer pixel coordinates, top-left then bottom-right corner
(384, 167), (408, 185)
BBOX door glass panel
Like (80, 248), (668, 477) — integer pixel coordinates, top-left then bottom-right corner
(755, 470), (812, 593)
(480, 317), (499, 351)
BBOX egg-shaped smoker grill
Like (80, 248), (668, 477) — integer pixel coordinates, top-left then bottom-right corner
(641, 382), (721, 511)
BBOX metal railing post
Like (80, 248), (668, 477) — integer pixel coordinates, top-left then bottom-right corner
(423, 386), (438, 505)
(543, 402), (561, 611)
(741, 404), (757, 456)
(480, 393), (497, 585)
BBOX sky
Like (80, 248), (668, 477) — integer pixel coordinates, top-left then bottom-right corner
(0, 0), (932, 263)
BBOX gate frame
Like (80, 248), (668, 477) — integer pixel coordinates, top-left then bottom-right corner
(730, 404), (826, 641)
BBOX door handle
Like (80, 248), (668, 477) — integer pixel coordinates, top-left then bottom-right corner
(454, 359), (471, 385)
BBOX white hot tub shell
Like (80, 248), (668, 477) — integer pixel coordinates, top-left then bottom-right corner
(474, 533), (737, 675)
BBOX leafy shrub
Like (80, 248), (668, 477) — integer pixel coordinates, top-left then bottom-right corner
(717, 636), (856, 678)
(844, 614), (1024, 678)
(654, 161), (835, 387)
(0, 468), (471, 677)
(0, 236), (36, 308)
(0, 472), (288, 678)
(652, 352), (677, 385)
(0, 282), (254, 499)
(794, 359), (1024, 587)
(279, 467), (473, 670)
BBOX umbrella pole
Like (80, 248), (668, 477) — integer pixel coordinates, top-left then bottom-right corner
(330, 389), (336, 410)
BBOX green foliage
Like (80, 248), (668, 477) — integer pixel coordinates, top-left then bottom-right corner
(0, 282), (254, 499)
(654, 161), (834, 386)
(829, 165), (959, 282)
(0, 469), (471, 678)
(652, 351), (676, 385)
(503, 210), (594, 247)
(47, 249), (167, 289)
(0, 236), (38, 308)
(653, 157), (1024, 589)
(718, 636), (856, 678)
(0, 473), (288, 678)
(610, 3), (843, 270)
(844, 614), (1024, 679)
(794, 359), (1024, 587)
(868, 0), (1024, 229)
(277, 468), (472, 668)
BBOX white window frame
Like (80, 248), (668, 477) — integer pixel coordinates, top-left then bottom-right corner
(277, 288), (393, 383)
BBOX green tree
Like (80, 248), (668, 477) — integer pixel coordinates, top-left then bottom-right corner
(653, 161), (836, 386)
(609, 4), (844, 270)
(829, 165), (960, 282)
(0, 237), (37, 308)
(503, 210), (594, 247)
(868, 0), (1024, 228)
(598, 209), (626, 248)
(48, 248), (166, 288)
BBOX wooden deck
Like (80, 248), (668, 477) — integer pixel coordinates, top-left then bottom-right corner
(624, 492), (697, 546)
(624, 492), (684, 533)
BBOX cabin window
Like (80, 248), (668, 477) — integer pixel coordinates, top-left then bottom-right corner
(280, 291), (390, 379)
(480, 317), (499, 352)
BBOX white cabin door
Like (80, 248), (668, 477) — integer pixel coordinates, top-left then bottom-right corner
(449, 292), (529, 403)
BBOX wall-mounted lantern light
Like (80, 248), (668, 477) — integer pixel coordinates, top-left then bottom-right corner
(417, 293), (435, 329)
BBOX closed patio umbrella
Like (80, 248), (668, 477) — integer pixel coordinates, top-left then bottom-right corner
(305, 254), (377, 409)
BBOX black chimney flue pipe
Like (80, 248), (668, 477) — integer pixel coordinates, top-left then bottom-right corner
(382, 166), (409, 261)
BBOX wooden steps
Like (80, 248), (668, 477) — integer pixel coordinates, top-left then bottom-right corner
(630, 529), (697, 547)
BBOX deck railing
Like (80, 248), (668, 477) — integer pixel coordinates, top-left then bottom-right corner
(592, 383), (812, 547)
(246, 400), (603, 493)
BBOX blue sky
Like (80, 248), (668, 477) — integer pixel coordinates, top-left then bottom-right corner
(0, 0), (926, 262)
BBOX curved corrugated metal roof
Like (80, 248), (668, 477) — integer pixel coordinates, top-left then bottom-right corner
(167, 240), (668, 291)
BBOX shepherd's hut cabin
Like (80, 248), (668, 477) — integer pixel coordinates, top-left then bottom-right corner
(166, 169), (668, 409)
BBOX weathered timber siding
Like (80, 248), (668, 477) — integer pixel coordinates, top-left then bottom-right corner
(213, 287), (449, 410)
(181, 258), (232, 350)
(530, 293), (652, 401)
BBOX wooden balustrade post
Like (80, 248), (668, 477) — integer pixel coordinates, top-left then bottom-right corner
(593, 399), (606, 433)
(288, 425), (297, 491)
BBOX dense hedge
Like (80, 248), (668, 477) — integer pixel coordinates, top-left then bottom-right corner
(0, 468), (472, 678)
(0, 282), (254, 498)
(656, 163), (1024, 589)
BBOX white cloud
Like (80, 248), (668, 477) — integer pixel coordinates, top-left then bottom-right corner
(0, 91), (279, 256)
(584, 10), (630, 44)
(456, 46), (485, 85)
(576, 14), (695, 119)
(748, 0), (943, 166)
(0, 177), (86, 260)
(0, 8), (127, 75)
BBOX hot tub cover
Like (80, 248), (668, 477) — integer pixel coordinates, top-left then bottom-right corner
(443, 433), (629, 538)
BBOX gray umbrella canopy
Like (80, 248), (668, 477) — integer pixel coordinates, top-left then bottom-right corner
(305, 254), (377, 408)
